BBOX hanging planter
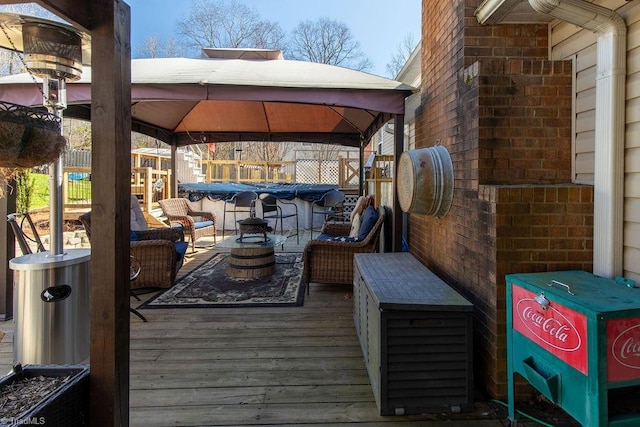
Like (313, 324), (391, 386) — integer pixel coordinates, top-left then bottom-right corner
(0, 101), (65, 197)
(0, 100), (65, 168)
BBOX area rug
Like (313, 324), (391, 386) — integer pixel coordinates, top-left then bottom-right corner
(139, 252), (304, 308)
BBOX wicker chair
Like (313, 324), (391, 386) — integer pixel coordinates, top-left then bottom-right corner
(158, 197), (217, 252)
(79, 211), (186, 289)
(303, 205), (386, 293)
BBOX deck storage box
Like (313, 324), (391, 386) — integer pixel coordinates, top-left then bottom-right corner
(353, 253), (474, 415)
(507, 270), (640, 426)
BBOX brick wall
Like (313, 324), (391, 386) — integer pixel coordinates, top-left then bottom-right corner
(413, 0), (594, 398)
(476, 59), (573, 185)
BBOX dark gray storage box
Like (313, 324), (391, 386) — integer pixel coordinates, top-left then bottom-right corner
(353, 253), (474, 415)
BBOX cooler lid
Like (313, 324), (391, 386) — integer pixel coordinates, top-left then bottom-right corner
(507, 270), (640, 314)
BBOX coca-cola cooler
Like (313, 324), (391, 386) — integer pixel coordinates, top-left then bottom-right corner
(506, 270), (640, 426)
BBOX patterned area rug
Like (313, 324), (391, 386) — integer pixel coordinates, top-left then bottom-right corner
(140, 253), (304, 308)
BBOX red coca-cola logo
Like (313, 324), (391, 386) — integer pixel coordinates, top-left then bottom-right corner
(516, 298), (582, 351)
(612, 324), (640, 369)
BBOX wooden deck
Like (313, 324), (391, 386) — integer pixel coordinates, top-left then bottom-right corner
(125, 236), (501, 426)
(0, 231), (566, 426)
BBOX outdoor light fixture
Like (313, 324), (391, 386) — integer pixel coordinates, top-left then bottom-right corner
(0, 13), (90, 255)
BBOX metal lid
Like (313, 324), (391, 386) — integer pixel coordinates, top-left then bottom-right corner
(9, 248), (90, 271)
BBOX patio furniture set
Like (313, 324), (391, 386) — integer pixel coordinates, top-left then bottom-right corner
(64, 190), (388, 298)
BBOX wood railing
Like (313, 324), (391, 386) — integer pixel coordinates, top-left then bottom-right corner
(61, 157), (365, 217)
(61, 166), (171, 216)
(365, 155), (394, 208)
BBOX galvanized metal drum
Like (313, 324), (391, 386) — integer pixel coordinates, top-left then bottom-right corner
(9, 248), (90, 365)
(397, 146), (454, 217)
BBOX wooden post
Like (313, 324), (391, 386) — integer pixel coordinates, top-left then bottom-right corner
(166, 169), (172, 199)
(170, 144), (178, 197)
(144, 167), (152, 212)
(89, 1), (131, 425)
(0, 182), (16, 320)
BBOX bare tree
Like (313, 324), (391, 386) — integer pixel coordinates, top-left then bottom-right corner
(239, 141), (298, 162)
(63, 118), (92, 150)
(175, 0), (285, 55)
(385, 33), (417, 78)
(136, 33), (183, 58)
(287, 17), (372, 71)
(285, 18), (371, 164)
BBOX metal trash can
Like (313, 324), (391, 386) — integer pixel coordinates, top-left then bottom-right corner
(9, 248), (90, 365)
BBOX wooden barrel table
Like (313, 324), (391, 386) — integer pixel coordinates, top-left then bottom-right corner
(226, 246), (276, 279)
(216, 234), (287, 279)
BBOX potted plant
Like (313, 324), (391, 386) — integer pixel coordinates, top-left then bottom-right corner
(0, 101), (66, 198)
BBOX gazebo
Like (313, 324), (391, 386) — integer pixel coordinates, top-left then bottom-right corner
(0, 47), (415, 249)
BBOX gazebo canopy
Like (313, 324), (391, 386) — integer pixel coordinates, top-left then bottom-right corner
(0, 48), (415, 147)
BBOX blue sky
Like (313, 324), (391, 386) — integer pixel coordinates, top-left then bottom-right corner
(126, 0), (421, 77)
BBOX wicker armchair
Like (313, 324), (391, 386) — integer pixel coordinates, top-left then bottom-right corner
(303, 205), (386, 293)
(78, 211), (186, 289)
(158, 197), (217, 252)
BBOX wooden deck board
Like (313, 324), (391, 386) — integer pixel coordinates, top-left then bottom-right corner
(130, 402), (440, 426)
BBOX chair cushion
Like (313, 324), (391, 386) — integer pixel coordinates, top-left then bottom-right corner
(350, 196), (367, 222)
(130, 195), (148, 231)
(357, 206), (379, 241)
(315, 233), (360, 243)
(349, 213), (361, 238)
(330, 236), (359, 242)
(194, 220), (214, 229)
(316, 233), (333, 241)
(174, 241), (189, 262)
(130, 230), (139, 241)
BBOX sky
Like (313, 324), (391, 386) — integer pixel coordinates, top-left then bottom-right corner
(126, 0), (421, 77)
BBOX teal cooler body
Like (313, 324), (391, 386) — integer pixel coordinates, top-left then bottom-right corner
(506, 270), (640, 427)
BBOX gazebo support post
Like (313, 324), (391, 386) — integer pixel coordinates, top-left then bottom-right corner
(171, 143), (178, 198)
(392, 113), (404, 252)
(359, 136), (365, 196)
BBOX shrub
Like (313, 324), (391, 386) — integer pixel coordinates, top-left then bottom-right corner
(15, 169), (36, 214)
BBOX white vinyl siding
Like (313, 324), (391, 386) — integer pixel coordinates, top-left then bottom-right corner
(624, 4), (640, 282)
(551, 25), (596, 184)
(549, 1), (640, 282)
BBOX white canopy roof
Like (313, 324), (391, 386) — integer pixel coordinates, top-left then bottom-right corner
(0, 54), (415, 147)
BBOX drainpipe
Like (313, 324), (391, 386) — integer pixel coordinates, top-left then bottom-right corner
(529, 0), (626, 279)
